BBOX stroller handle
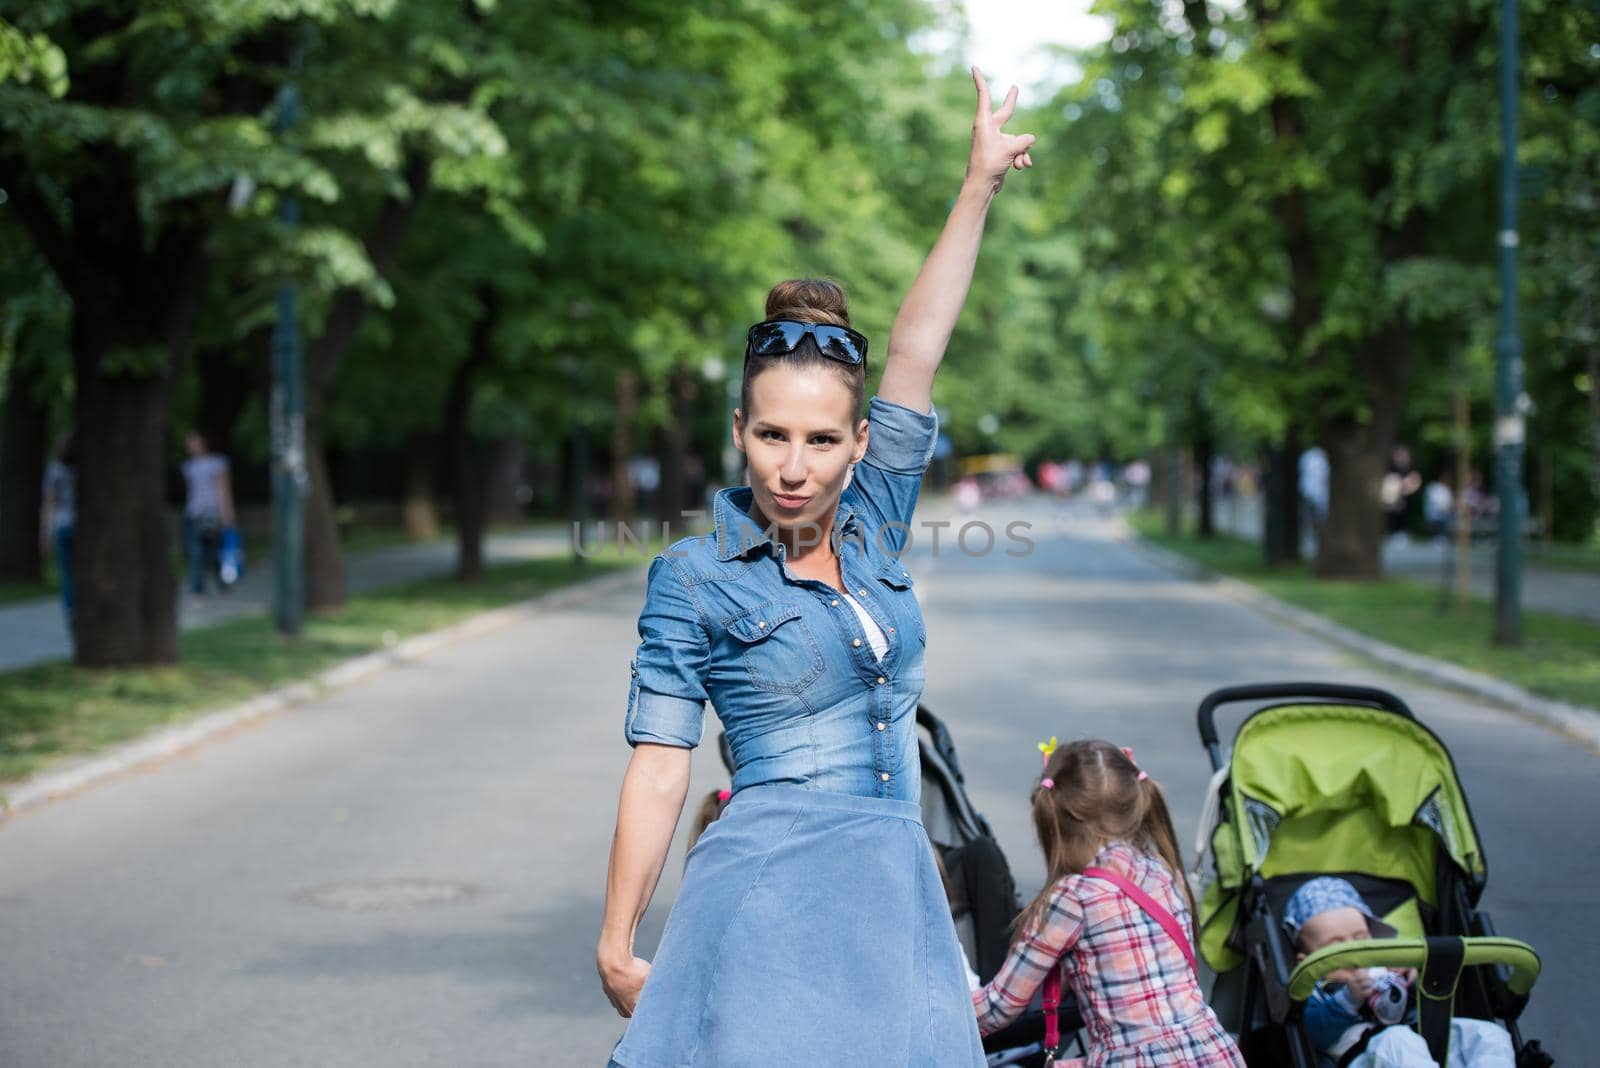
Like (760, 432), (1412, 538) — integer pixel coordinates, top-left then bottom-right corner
(1287, 936), (1540, 1001)
(1197, 682), (1415, 768)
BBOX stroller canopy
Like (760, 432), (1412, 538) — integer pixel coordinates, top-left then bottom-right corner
(1201, 701), (1485, 970)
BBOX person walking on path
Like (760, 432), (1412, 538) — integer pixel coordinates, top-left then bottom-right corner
(38, 430), (78, 628)
(596, 68), (1036, 1067)
(181, 431), (235, 600)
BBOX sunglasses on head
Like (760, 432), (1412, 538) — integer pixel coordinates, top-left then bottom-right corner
(744, 319), (868, 367)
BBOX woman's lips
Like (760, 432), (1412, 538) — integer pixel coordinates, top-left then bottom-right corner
(772, 493), (810, 510)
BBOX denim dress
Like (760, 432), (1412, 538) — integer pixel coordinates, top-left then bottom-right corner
(610, 397), (986, 1068)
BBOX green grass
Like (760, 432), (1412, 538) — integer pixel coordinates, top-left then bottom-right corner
(0, 553), (636, 786)
(1129, 511), (1600, 711)
(1526, 540), (1600, 575)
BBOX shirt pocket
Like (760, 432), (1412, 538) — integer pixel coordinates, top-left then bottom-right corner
(725, 599), (825, 693)
(875, 564), (926, 643)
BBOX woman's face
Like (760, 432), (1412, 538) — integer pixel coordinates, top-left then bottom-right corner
(733, 364), (867, 542)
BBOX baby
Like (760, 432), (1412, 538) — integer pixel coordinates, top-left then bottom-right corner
(1284, 877), (1514, 1068)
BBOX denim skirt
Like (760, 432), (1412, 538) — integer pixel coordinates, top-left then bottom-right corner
(609, 784), (986, 1068)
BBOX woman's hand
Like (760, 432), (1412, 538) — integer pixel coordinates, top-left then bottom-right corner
(966, 67), (1036, 195)
(598, 950), (652, 1017)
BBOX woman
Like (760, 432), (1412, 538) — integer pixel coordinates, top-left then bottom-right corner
(598, 68), (1035, 1066)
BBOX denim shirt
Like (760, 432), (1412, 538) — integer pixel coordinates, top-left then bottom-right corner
(625, 395), (938, 803)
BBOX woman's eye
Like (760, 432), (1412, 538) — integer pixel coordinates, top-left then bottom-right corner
(810, 437), (838, 447)
(759, 430), (784, 441)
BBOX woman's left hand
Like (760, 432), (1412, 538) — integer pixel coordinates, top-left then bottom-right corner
(966, 67), (1036, 194)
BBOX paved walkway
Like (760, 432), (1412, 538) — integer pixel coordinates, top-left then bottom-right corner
(0, 497), (1589, 1065)
(1211, 493), (1600, 623)
(0, 527), (572, 673)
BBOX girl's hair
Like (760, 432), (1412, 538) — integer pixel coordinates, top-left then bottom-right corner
(686, 788), (732, 853)
(1013, 739), (1192, 941)
(739, 278), (867, 420)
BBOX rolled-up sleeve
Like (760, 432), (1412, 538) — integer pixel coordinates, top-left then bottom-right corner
(625, 556), (711, 748)
(843, 395), (939, 554)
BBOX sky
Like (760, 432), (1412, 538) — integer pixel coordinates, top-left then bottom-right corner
(961, 0), (1112, 95)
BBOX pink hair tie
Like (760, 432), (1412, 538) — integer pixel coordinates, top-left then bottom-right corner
(1039, 778), (1055, 790)
(1121, 746), (1149, 782)
(717, 789), (732, 802)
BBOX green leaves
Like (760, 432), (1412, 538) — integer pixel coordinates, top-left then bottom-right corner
(0, 18), (67, 97)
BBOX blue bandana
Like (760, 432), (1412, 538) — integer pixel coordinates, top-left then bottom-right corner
(1283, 877), (1399, 944)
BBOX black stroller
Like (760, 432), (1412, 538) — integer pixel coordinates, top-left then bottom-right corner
(716, 704), (1082, 1066)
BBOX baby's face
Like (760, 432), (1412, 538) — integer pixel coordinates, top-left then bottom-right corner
(1296, 906), (1373, 955)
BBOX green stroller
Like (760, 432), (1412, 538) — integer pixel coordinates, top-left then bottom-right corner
(1190, 683), (1551, 1067)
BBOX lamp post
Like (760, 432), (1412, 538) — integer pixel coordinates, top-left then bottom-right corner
(1492, 0), (1526, 646)
(271, 57), (306, 636)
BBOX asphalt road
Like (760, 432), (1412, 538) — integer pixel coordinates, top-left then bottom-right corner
(0, 498), (1591, 1066)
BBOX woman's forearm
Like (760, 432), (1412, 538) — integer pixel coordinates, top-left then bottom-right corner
(878, 179), (995, 412)
(598, 743), (693, 966)
(890, 179), (994, 361)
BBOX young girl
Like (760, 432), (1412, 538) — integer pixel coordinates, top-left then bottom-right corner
(973, 739), (1243, 1067)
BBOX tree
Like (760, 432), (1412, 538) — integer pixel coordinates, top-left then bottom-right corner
(0, 2), (342, 664)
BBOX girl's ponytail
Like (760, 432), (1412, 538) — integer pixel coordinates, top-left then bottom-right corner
(686, 788), (732, 852)
(1138, 776), (1194, 918)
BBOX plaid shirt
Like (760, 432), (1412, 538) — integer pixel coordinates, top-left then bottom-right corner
(973, 841), (1243, 1067)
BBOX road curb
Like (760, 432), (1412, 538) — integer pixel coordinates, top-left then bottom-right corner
(0, 564), (644, 820)
(1123, 529), (1600, 753)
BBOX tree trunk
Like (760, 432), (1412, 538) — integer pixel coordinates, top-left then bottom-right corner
(1316, 323), (1412, 579)
(447, 287), (496, 583)
(1193, 398), (1216, 538)
(0, 366), (49, 583)
(610, 369), (638, 524)
(71, 330), (181, 666)
(402, 432), (440, 539)
(1262, 435), (1302, 566)
(300, 419), (346, 613)
(1581, 255), (1600, 518)
(1164, 449), (1184, 536)
(657, 364), (697, 529)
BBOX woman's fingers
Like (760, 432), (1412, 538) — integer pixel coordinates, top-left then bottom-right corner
(972, 66), (990, 116)
(994, 84), (1019, 124)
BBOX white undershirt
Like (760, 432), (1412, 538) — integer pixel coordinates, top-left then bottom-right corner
(842, 593), (888, 661)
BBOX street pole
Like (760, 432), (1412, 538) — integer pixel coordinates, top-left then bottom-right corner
(1492, 0), (1526, 646)
(271, 60), (306, 636)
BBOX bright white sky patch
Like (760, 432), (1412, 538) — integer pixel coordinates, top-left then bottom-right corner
(963, 0), (1111, 93)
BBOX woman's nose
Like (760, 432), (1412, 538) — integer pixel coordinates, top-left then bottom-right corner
(780, 446), (807, 483)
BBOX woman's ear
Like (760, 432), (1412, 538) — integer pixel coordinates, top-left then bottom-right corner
(731, 409), (747, 454)
(852, 419), (869, 464)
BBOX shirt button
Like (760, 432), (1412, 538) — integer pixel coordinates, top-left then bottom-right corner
(853, 638), (862, 648)
(757, 620), (766, 629)
(876, 721), (886, 731)
(857, 588), (867, 596)
(888, 626), (895, 633)
(831, 599), (840, 607)
(880, 772), (890, 782)
(877, 676), (886, 685)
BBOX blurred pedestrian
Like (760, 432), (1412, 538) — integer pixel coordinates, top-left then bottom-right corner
(1299, 446), (1329, 550)
(1382, 444), (1422, 541)
(38, 430), (77, 626)
(181, 431), (235, 599)
(1422, 473), (1453, 540)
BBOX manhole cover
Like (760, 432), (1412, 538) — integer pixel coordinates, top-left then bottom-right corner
(293, 877), (483, 911)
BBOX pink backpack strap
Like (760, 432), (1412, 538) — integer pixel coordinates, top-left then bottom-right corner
(1081, 866), (1197, 974)
(1042, 961), (1061, 1053)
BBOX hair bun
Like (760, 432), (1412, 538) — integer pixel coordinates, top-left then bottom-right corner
(764, 278), (850, 327)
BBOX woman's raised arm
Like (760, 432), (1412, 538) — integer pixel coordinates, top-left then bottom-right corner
(877, 68), (1036, 415)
